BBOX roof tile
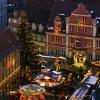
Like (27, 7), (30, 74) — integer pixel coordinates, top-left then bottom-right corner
(0, 32), (20, 58)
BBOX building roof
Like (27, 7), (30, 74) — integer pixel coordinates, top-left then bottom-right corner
(72, 3), (91, 16)
(92, 61), (100, 67)
(0, 31), (20, 59)
(70, 84), (90, 100)
(84, 76), (99, 85)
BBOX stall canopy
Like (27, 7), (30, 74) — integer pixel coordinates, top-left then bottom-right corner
(84, 76), (99, 86)
(70, 84), (90, 100)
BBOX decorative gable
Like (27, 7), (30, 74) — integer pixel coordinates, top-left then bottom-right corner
(66, 3), (96, 36)
(54, 16), (62, 33)
(72, 3), (91, 16)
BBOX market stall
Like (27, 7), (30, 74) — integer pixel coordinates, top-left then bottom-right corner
(19, 84), (45, 100)
(34, 69), (65, 87)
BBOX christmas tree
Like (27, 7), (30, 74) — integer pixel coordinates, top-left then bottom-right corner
(17, 11), (39, 70)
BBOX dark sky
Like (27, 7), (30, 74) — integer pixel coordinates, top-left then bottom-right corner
(8, 0), (100, 23)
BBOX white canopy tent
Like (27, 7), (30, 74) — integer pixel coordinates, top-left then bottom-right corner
(85, 76), (99, 85)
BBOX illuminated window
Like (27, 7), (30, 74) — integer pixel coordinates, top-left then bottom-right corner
(83, 16), (86, 22)
(7, 55), (15, 68)
(76, 26), (79, 32)
(89, 40), (93, 47)
(88, 53), (92, 60)
(75, 38), (80, 47)
(13, 19), (17, 23)
(83, 27), (86, 33)
(56, 36), (59, 43)
(32, 23), (36, 31)
(39, 24), (44, 33)
(8, 18), (11, 22)
(13, 28), (16, 32)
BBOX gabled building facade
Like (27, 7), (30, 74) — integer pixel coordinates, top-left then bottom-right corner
(46, 3), (100, 61)
(31, 23), (47, 54)
(66, 3), (100, 61)
(8, 3), (100, 61)
(47, 16), (66, 57)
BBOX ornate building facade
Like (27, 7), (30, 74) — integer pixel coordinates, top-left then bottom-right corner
(46, 3), (100, 61)
(47, 15), (66, 57)
(31, 23), (47, 54)
(8, 3), (100, 61)
(65, 3), (100, 61)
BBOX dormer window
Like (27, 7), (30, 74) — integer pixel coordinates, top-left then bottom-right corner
(38, 24), (44, 33)
(54, 16), (62, 33)
(32, 22), (36, 31)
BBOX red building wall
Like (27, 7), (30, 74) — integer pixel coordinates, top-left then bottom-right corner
(67, 3), (95, 47)
(48, 34), (65, 47)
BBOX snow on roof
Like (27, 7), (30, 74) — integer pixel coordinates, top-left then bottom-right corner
(85, 76), (99, 85)
(38, 54), (66, 60)
(70, 85), (89, 100)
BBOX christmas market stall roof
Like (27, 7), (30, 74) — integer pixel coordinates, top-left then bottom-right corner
(0, 31), (20, 59)
(84, 76), (99, 86)
(92, 61), (100, 67)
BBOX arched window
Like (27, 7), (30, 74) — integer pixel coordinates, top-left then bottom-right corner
(38, 24), (44, 33)
(32, 22), (36, 31)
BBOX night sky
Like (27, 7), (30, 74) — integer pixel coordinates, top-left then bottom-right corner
(8, 0), (100, 23)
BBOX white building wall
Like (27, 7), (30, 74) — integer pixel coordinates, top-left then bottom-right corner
(92, 51), (95, 61)
(66, 17), (69, 33)
(93, 19), (97, 37)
